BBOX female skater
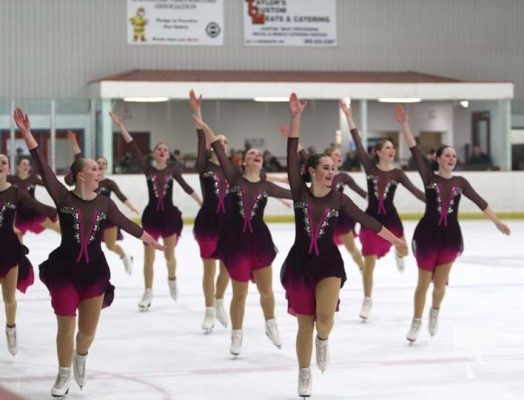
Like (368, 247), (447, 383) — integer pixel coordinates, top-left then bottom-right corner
(325, 146), (367, 272)
(189, 90), (230, 332)
(282, 93), (406, 398)
(193, 113), (293, 357)
(1, 153), (56, 357)
(8, 156), (60, 240)
(339, 100), (425, 321)
(13, 108), (164, 398)
(109, 112), (202, 310)
(394, 104), (510, 342)
(66, 131), (139, 275)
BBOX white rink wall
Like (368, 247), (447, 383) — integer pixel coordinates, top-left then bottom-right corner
(35, 171), (524, 222)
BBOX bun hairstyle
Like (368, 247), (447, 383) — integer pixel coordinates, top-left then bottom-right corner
(431, 145), (452, 171)
(302, 153), (324, 183)
(64, 157), (86, 186)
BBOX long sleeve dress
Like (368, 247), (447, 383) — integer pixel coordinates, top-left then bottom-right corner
(210, 141), (292, 282)
(129, 141), (196, 240)
(7, 174), (53, 235)
(74, 151), (129, 239)
(331, 172), (367, 244)
(193, 129), (231, 259)
(0, 185), (56, 292)
(409, 146), (488, 271)
(30, 147), (145, 316)
(280, 138), (383, 316)
(349, 129), (425, 258)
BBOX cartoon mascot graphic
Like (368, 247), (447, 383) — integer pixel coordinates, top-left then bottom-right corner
(130, 6), (148, 42)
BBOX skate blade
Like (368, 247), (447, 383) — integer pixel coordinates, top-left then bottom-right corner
(217, 319), (228, 328)
(202, 327), (213, 334)
(51, 389), (69, 399)
(138, 304), (151, 312)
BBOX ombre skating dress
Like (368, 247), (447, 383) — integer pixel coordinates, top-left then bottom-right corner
(0, 184), (56, 292)
(7, 174), (53, 235)
(349, 128), (425, 259)
(129, 141), (196, 240)
(193, 129), (231, 259)
(30, 147), (144, 316)
(409, 146), (488, 271)
(210, 140), (292, 282)
(281, 138), (383, 316)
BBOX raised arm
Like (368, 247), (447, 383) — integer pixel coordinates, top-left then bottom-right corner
(394, 104), (433, 185)
(13, 108), (67, 203)
(339, 100), (374, 172)
(189, 90), (208, 173)
(193, 115), (241, 184)
(109, 112), (147, 173)
(285, 92), (308, 196)
(66, 130), (82, 158)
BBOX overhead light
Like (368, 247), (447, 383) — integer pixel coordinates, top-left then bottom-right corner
(253, 97), (289, 102)
(378, 98), (421, 103)
(459, 100), (469, 108)
(124, 97), (169, 102)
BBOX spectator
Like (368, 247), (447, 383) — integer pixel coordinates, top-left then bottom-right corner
(263, 150), (283, 172)
(467, 145), (493, 170)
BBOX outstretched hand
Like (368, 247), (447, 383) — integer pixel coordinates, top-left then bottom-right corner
(279, 125), (290, 137)
(338, 99), (352, 117)
(108, 112), (124, 127)
(393, 104), (408, 125)
(496, 220), (511, 236)
(188, 89), (203, 111)
(13, 108), (30, 133)
(289, 93), (307, 116)
(66, 130), (77, 141)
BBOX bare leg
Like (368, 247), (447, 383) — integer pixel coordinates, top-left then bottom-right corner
(1, 266), (18, 326)
(202, 259), (217, 307)
(215, 261), (230, 300)
(103, 227), (125, 258)
(431, 263), (453, 310)
(413, 269), (433, 318)
(252, 265), (275, 320)
(315, 277), (341, 339)
(296, 315), (315, 368)
(339, 232), (364, 271)
(230, 280), (249, 330)
(362, 255), (376, 298)
(75, 295), (104, 354)
(143, 244), (156, 289)
(56, 315), (76, 367)
(163, 235), (178, 280)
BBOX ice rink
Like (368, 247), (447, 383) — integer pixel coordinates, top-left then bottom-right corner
(1, 220), (523, 400)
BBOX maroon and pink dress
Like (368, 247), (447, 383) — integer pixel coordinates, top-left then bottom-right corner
(0, 184), (56, 293)
(128, 141), (196, 240)
(332, 172), (367, 245)
(409, 146), (488, 271)
(281, 138), (383, 316)
(30, 147), (145, 316)
(349, 128), (425, 259)
(7, 174), (52, 235)
(193, 129), (231, 259)
(210, 140), (292, 282)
